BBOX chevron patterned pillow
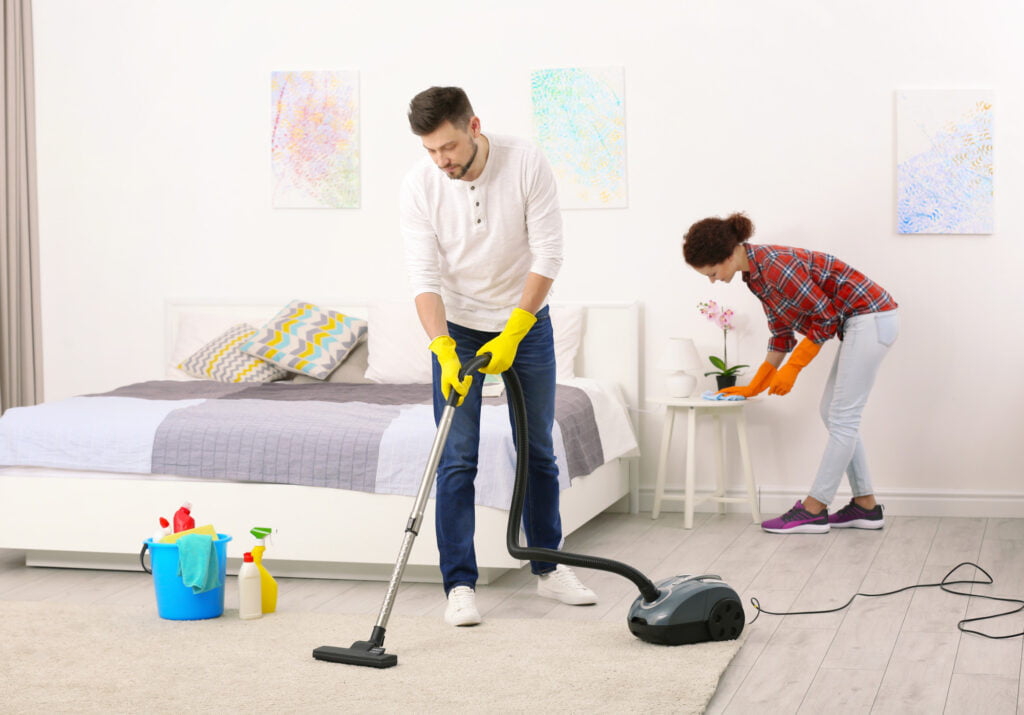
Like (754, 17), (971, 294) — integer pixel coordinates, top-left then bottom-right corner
(178, 323), (289, 383)
(241, 300), (368, 380)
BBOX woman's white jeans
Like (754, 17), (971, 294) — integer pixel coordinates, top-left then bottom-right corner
(809, 310), (899, 505)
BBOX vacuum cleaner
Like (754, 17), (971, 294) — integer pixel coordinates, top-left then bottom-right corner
(313, 354), (744, 668)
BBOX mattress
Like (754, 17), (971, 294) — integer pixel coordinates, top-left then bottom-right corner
(0, 378), (637, 511)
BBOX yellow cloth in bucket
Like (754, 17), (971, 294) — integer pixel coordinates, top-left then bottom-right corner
(156, 524), (218, 544)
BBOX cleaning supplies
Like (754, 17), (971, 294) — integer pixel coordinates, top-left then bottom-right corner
(250, 527), (278, 614)
(238, 552), (262, 620)
(173, 502), (195, 533)
(160, 524), (218, 544)
(152, 517), (172, 543)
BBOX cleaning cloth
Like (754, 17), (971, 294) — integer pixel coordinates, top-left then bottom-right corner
(176, 533), (221, 594)
(702, 390), (746, 402)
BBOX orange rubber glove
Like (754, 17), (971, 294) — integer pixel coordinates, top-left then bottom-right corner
(768, 338), (822, 396)
(429, 336), (472, 406)
(719, 361), (777, 398)
(476, 308), (537, 374)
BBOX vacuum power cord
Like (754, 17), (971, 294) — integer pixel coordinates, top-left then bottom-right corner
(750, 562), (1024, 639)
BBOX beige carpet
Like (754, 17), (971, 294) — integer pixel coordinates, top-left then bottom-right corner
(1, 600), (742, 713)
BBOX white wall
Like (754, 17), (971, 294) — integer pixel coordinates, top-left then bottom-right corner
(31, 0), (1024, 514)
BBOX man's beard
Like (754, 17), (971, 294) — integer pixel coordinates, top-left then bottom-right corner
(448, 139), (479, 180)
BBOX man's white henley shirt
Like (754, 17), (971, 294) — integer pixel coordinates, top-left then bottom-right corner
(400, 133), (564, 332)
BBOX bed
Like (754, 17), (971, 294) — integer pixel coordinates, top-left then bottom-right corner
(0, 300), (640, 583)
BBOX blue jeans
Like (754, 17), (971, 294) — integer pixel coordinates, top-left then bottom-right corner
(431, 305), (561, 594)
(809, 310), (900, 505)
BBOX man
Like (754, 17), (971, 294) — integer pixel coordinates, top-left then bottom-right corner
(400, 86), (596, 626)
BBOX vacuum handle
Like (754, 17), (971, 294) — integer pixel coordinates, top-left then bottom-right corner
(445, 353), (492, 407)
(372, 350), (493, 633)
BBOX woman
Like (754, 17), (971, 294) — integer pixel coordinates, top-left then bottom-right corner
(682, 213), (899, 534)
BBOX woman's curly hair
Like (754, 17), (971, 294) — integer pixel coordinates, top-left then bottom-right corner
(682, 212), (754, 267)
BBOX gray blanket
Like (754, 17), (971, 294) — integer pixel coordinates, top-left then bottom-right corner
(79, 380), (606, 507)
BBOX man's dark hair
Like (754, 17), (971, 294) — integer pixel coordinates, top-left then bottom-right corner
(408, 86), (475, 136)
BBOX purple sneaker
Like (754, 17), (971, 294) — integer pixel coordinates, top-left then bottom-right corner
(761, 500), (830, 534)
(828, 499), (884, 529)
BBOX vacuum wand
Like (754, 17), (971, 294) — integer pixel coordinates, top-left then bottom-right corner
(312, 354), (490, 668)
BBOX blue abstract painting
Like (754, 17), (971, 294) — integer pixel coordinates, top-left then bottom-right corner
(897, 90), (993, 234)
(531, 67), (627, 209)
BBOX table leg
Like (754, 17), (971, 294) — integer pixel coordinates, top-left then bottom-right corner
(684, 406), (697, 529)
(736, 408), (761, 523)
(713, 413), (727, 516)
(652, 406), (676, 519)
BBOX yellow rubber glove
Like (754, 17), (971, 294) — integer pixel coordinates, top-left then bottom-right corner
(720, 361), (777, 398)
(768, 338), (822, 396)
(477, 308), (537, 374)
(429, 336), (472, 406)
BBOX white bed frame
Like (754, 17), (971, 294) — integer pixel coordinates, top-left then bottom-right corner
(0, 302), (640, 583)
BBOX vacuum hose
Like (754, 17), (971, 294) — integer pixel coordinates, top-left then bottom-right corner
(461, 355), (660, 604)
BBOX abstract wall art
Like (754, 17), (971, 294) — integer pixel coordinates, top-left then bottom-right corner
(530, 66), (627, 209)
(271, 70), (360, 208)
(896, 89), (993, 234)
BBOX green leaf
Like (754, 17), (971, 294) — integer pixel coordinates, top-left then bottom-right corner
(721, 364), (750, 376)
(708, 356), (727, 370)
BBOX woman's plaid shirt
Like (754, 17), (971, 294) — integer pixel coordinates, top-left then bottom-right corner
(743, 244), (897, 353)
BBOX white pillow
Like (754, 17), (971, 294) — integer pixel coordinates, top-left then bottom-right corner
(364, 302), (432, 383)
(364, 301), (586, 384)
(549, 304), (584, 381)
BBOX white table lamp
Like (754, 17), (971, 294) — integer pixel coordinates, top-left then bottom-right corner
(658, 337), (702, 398)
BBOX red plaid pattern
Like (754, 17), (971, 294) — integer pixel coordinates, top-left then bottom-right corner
(743, 244), (897, 353)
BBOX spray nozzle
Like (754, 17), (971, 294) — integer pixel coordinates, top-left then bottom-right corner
(250, 526), (274, 545)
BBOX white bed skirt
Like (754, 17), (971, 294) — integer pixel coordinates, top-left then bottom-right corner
(0, 459), (633, 583)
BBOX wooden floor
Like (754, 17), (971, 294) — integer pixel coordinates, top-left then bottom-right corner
(2, 510), (1023, 714)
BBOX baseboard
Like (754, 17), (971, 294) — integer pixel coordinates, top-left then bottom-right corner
(22, 550), (512, 584)
(637, 487), (1024, 519)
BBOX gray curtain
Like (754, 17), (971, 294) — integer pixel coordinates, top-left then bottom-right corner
(1, 0), (43, 412)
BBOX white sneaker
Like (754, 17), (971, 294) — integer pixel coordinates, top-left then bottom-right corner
(444, 585), (481, 627)
(537, 565), (597, 605)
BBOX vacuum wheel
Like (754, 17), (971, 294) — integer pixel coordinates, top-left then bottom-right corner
(707, 598), (744, 641)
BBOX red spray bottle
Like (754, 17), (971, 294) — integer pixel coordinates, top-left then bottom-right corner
(151, 517), (172, 542)
(173, 502), (195, 533)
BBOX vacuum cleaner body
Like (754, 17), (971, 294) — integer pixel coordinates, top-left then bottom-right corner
(628, 575), (745, 645)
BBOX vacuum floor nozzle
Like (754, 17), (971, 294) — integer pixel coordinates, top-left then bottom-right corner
(312, 640), (398, 668)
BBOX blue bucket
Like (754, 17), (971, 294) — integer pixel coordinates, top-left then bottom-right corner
(142, 534), (232, 620)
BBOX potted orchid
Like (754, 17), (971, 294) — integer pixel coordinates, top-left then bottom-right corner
(697, 300), (748, 389)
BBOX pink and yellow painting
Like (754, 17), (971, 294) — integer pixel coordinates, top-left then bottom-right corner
(271, 70), (359, 208)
